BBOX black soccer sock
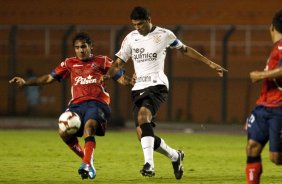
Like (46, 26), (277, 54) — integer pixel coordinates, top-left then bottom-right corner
(85, 136), (95, 143)
(140, 123), (154, 138)
(154, 135), (161, 150)
(247, 156), (261, 163)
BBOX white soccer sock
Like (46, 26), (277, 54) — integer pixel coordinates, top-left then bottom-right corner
(155, 138), (179, 162)
(141, 136), (155, 168)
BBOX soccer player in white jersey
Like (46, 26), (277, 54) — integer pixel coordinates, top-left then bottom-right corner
(108, 6), (227, 179)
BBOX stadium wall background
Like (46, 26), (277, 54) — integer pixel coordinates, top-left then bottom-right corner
(0, 0), (280, 124)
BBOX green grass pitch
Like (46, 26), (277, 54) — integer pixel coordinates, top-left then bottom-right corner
(0, 129), (280, 184)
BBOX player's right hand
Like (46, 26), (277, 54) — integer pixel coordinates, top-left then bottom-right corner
(131, 73), (136, 86)
(99, 75), (111, 83)
(9, 77), (26, 87)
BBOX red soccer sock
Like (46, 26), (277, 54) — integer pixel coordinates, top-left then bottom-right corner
(67, 137), (84, 158)
(246, 162), (262, 184)
(83, 136), (96, 164)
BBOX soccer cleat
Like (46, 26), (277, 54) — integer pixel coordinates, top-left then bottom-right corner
(78, 163), (89, 179)
(172, 150), (184, 180)
(88, 155), (96, 179)
(88, 162), (96, 179)
(78, 163), (96, 180)
(140, 162), (155, 177)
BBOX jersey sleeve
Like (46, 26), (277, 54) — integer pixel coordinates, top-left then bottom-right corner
(51, 60), (70, 82)
(115, 34), (132, 62)
(102, 56), (113, 74)
(167, 29), (183, 49)
(270, 42), (282, 69)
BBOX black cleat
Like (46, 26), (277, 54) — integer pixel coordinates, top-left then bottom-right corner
(140, 162), (155, 177)
(172, 150), (184, 180)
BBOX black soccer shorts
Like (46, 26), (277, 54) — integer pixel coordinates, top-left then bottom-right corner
(132, 85), (168, 127)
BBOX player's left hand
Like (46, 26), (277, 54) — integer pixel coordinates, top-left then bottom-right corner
(9, 77), (26, 87)
(210, 63), (228, 77)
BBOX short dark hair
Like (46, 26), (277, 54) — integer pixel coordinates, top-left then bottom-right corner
(72, 32), (93, 46)
(130, 6), (151, 20)
(272, 10), (282, 34)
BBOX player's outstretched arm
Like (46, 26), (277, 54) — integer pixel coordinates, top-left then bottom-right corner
(250, 67), (282, 83)
(9, 74), (56, 87)
(180, 45), (228, 77)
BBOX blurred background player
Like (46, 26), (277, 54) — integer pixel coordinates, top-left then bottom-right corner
(245, 10), (282, 184)
(24, 69), (40, 116)
(107, 6), (227, 179)
(9, 32), (132, 180)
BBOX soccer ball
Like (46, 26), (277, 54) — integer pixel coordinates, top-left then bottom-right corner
(58, 111), (81, 134)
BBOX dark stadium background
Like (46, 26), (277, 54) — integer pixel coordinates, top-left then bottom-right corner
(1, 0), (280, 127)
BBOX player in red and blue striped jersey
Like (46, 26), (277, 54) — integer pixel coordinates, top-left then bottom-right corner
(9, 32), (133, 180)
(245, 10), (282, 184)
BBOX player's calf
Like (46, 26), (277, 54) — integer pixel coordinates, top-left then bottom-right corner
(246, 156), (262, 184)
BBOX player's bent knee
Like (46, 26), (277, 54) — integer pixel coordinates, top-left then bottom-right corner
(270, 153), (282, 165)
(246, 140), (262, 156)
(137, 107), (152, 124)
(137, 116), (148, 125)
(58, 129), (74, 142)
(270, 158), (282, 165)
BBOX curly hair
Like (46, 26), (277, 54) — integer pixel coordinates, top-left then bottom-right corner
(72, 32), (93, 47)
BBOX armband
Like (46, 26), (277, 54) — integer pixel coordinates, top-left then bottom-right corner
(112, 68), (125, 81)
(170, 39), (183, 49)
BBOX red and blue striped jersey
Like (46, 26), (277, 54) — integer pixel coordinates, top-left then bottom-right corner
(51, 55), (113, 105)
(256, 39), (282, 107)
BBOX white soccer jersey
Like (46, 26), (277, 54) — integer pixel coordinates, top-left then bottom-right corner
(116, 26), (183, 91)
